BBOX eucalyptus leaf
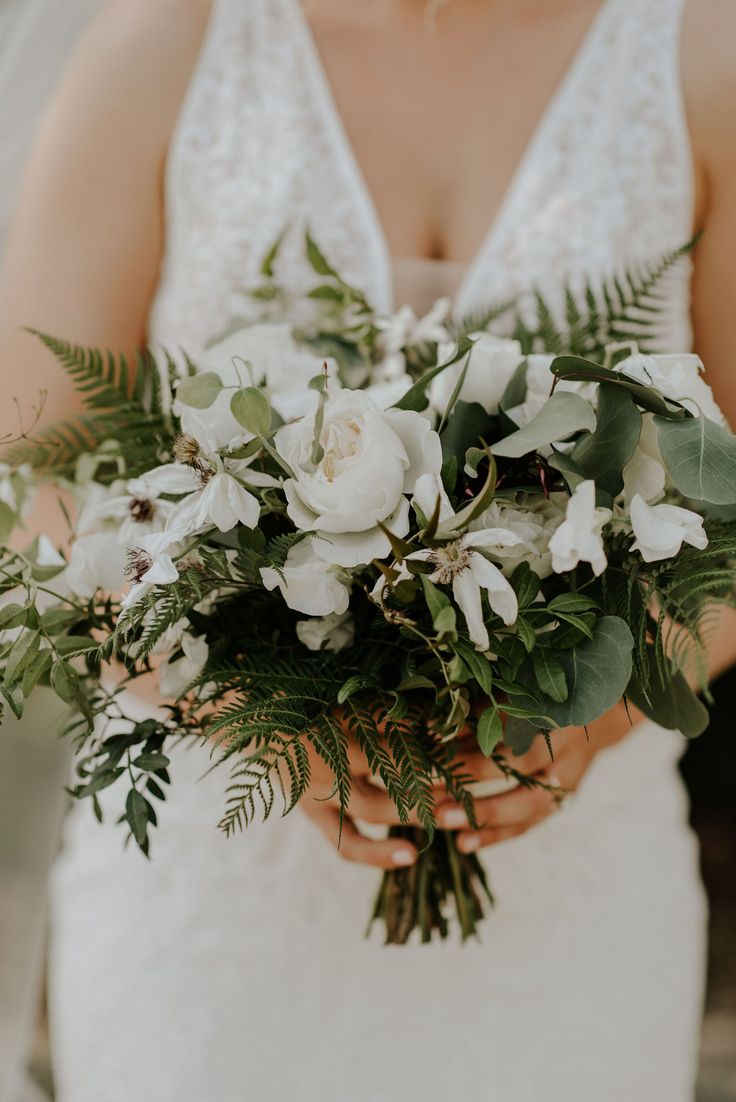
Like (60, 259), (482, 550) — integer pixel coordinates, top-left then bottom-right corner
(514, 616), (634, 727)
(654, 414), (736, 505)
(176, 372), (224, 410)
(626, 649), (710, 738)
(532, 649), (568, 703)
(231, 387), (272, 437)
(493, 392), (597, 459)
(551, 356), (689, 419)
(571, 384), (641, 494)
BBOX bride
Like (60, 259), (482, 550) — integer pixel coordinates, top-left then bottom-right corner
(2, 0), (735, 1098)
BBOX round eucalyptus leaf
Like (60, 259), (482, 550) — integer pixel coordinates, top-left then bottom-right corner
(176, 372), (224, 409)
(231, 387), (272, 436)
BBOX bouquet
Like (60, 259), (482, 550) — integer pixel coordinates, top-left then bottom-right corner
(2, 234), (735, 944)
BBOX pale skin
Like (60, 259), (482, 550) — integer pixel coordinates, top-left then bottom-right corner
(1, 0), (735, 870)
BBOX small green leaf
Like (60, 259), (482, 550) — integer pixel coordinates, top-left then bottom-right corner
(394, 338), (475, 413)
(55, 635), (99, 656)
(453, 640), (494, 695)
(5, 630), (41, 684)
(571, 384), (642, 495)
(433, 605), (458, 640)
(230, 387), (272, 436)
(132, 752), (171, 771)
(511, 562), (541, 609)
(176, 372), (224, 409)
(126, 788), (150, 849)
(477, 707), (504, 757)
(0, 603), (27, 631)
(2, 683), (24, 720)
(51, 658), (79, 704)
(337, 675), (378, 705)
(420, 575), (450, 621)
(306, 233), (339, 278)
(40, 607), (82, 633)
(547, 593), (600, 614)
(503, 716), (541, 756)
(515, 616), (536, 653)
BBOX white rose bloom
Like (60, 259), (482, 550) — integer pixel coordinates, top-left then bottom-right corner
(471, 494), (568, 579)
(429, 334), (524, 417)
(277, 388), (442, 568)
(260, 540), (351, 617)
(174, 324), (334, 450)
(616, 352), (726, 424)
(66, 532), (128, 599)
(296, 610), (356, 653)
(549, 480), (611, 576)
(158, 631), (209, 699)
(629, 495), (708, 563)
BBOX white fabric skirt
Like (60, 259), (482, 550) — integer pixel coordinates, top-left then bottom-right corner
(49, 719), (707, 1102)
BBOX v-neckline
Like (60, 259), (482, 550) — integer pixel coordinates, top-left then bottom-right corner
(291, 0), (615, 315)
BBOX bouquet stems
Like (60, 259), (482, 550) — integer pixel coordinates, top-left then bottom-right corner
(368, 827), (494, 945)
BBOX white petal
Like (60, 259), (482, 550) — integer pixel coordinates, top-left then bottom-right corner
(141, 464), (201, 495)
(452, 571), (489, 651)
(468, 554), (519, 626)
(312, 498), (411, 568)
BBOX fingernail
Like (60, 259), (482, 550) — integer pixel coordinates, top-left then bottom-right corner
(392, 849), (416, 867)
(440, 808), (468, 829)
(458, 834), (480, 853)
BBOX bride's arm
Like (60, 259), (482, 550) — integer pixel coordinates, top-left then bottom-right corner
(0, 0), (212, 539)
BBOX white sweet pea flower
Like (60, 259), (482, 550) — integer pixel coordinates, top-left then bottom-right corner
(429, 334), (524, 418)
(174, 324), (335, 450)
(622, 414), (666, 505)
(121, 531), (185, 609)
(66, 532), (128, 599)
(629, 495), (708, 563)
(276, 388), (442, 568)
(158, 630), (209, 699)
(36, 536), (66, 568)
(548, 480), (611, 576)
(616, 352), (726, 424)
(0, 462), (32, 515)
(296, 610), (355, 653)
(260, 539), (351, 617)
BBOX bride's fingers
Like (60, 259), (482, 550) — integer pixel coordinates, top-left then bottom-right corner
(348, 777), (425, 827)
(301, 801), (418, 870)
(436, 774), (558, 833)
(456, 814), (551, 852)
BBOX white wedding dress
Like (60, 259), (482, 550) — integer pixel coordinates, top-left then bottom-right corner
(49, 1), (708, 1099)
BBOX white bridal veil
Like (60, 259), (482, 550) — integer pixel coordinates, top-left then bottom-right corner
(0, 5), (103, 1098)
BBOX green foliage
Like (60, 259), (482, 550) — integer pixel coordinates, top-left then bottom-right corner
(4, 333), (172, 479)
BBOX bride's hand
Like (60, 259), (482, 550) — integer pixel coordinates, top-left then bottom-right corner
(436, 700), (635, 853)
(302, 700), (635, 867)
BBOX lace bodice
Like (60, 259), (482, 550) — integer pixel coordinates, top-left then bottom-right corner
(149, 0), (694, 356)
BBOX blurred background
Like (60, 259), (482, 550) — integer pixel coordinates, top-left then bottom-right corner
(0, 2), (734, 1100)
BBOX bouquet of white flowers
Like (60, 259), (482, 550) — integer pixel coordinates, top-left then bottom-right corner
(2, 235), (735, 943)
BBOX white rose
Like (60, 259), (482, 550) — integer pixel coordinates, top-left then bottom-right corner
(548, 480), (611, 576)
(296, 611), (355, 653)
(629, 495), (708, 563)
(174, 324), (334, 450)
(470, 494), (568, 579)
(429, 334), (524, 417)
(616, 352), (726, 424)
(260, 540), (351, 616)
(276, 388), (442, 568)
